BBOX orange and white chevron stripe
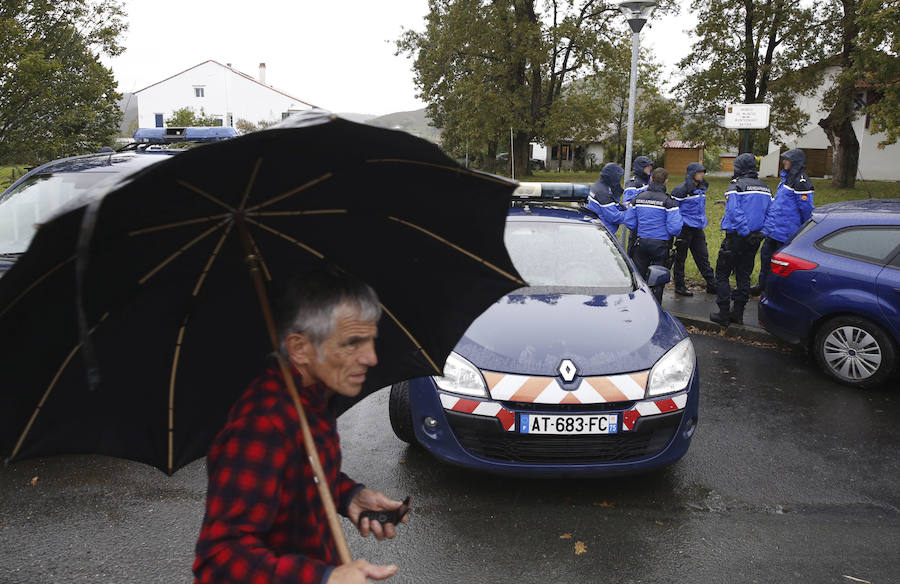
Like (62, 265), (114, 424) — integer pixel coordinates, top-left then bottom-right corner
(481, 371), (649, 404)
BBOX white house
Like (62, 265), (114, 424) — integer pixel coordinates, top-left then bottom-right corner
(134, 60), (315, 129)
(760, 65), (900, 180)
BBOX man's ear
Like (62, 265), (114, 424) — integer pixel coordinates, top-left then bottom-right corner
(285, 333), (315, 368)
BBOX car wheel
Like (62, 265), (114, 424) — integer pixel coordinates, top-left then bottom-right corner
(813, 316), (897, 388)
(388, 381), (417, 444)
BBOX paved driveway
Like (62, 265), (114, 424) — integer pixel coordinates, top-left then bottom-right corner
(1, 333), (898, 583)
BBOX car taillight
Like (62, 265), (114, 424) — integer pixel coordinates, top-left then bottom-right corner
(770, 252), (818, 277)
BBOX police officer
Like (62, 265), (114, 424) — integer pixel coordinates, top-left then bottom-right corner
(752, 148), (815, 295)
(623, 156), (653, 251)
(624, 167), (683, 303)
(586, 163), (626, 235)
(710, 153), (772, 325)
(670, 162), (716, 296)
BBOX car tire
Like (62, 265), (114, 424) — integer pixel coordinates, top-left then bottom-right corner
(388, 381), (417, 444)
(813, 315), (897, 388)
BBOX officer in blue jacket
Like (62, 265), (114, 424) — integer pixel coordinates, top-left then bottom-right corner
(586, 163), (626, 235)
(624, 167), (683, 303)
(752, 148), (815, 295)
(670, 162), (716, 296)
(623, 156), (653, 251)
(710, 153), (772, 325)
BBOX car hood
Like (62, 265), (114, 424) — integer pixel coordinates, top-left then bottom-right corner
(453, 287), (685, 376)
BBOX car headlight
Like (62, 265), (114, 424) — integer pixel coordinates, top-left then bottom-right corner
(646, 337), (695, 397)
(432, 352), (488, 397)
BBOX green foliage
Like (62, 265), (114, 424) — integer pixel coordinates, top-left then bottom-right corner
(855, 0), (899, 146)
(234, 118), (278, 135)
(0, 0), (126, 165)
(676, 0), (829, 152)
(398, 1), (676, 174)
(165, 107), (221, 127)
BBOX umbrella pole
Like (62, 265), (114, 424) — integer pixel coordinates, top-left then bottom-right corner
(235, 216), (353, 565)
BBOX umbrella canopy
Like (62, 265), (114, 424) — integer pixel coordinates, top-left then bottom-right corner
(0, 110), (524, 475)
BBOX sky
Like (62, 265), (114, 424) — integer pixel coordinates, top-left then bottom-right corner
(104, 0), (697, 117)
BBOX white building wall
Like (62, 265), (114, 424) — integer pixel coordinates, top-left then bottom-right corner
(761, 66), (900, 180)
(135, 61), (312, 129)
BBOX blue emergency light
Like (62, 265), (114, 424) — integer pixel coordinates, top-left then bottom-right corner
(132, 127), (238, 144)
(512, 182), (591, 202)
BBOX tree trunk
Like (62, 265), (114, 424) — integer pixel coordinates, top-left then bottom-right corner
(486, 140), (498, 173)
(514, 130), (531, 178)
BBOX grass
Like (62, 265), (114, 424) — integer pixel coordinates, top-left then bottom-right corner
(528, 169), (899, 286)
(0, 166), (27, 191)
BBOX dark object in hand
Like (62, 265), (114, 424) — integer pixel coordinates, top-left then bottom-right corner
(359, 496), (411, 527)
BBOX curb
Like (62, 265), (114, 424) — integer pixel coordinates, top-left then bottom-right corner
(669, 312), (801, 352)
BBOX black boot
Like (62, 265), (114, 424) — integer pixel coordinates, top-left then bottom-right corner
(730, 305), (745, 324)
(675, 285), (694, 297)
(710, 305), (731, 326)
(749, 285), (763, 297)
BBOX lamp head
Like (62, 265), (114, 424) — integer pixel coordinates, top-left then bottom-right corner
(617, 0), (658, 18)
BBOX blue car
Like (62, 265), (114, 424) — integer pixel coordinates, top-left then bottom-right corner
(389, 187), (699, 476)
(0, 127), (236, 277)
(759, 199), (900, 388)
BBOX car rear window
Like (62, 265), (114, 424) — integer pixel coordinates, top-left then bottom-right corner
(504, 220), (632, 288)
(816, 226), (900, 265)
(0, 172), (113, 254)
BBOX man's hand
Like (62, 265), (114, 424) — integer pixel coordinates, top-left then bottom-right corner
(327, 559), (397, 583)
(347, 488), (408, 540)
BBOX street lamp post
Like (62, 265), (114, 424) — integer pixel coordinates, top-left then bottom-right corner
(617, 0), (657, 245)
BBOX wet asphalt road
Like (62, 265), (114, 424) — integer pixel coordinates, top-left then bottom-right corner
(1, 333), (898, 584)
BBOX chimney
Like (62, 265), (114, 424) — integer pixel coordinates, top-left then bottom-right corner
(258, 63), (266, 84)
(226, 62), (232, 68)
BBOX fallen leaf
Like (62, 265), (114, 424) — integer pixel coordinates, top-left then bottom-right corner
(29, 476), (38, 486)
(559, 533), (572, 539)
(574, 541), (587, 555)
(842, 577), (871, 584)
(722, 369), (730, 374)
(592, 501), (614, 508)
(655, 520), (665, 526)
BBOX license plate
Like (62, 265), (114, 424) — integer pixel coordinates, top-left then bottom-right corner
(518, 413), (618, 435)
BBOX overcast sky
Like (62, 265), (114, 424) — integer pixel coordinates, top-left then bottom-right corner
(105, 0), (696, 117)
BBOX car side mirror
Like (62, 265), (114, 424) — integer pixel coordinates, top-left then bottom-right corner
(646, 265), (670, 287)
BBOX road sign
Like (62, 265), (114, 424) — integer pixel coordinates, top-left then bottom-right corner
(723, 104), (771, 129)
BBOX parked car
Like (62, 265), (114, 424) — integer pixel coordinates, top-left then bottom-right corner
(389, 184), (698, 476)
(0, 127), (236, 277)
(495, 153), (546, 171)
(758, 199), (900, 388)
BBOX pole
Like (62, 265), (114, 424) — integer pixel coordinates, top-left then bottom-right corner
(510, 127), (515, 180)
(234, 215), (353, 565)
(622, 26), (641, 246)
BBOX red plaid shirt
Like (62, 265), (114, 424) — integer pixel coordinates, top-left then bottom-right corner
(193, 363), (363, 584)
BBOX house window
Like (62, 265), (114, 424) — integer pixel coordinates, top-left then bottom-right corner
(194, 87), (205, 98)
(154, 113), (163, 128)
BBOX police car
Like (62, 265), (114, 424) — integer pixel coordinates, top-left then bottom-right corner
(0, 127), (236, 277)
(388, 183), (699, 475)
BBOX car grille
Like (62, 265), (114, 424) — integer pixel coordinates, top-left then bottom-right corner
(446, 410), (682, 464)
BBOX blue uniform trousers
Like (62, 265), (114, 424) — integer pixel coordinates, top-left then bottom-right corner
(715, 232), (763, 310)
(673, 225), (715, 289)
(630, 237), (671, 303)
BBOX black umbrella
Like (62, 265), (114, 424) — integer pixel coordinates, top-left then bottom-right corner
(0, 111), (523, 561)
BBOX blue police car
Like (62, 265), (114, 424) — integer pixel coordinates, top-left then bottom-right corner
(388, 184), (699, 475)
(0, 127), (235, 277)
(759, 199), (900, 388)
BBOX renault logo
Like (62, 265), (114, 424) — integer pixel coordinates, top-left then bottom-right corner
(558, 359), (577, 382)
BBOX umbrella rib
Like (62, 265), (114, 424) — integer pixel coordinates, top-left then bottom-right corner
(0, 255), (75, 321)
(239, 157), (264, 211)
(176, 179), (237, 213)
(9, 312), (110, 461)
(387, 216), (525, 285)
(379, 304), (441, 374)
(193, 221), (234, 296)
(365, 159), (516, 185)
(247, 209), (348, 217)
(139, 220), (229, 285)
(242, 217), (325, 259)
(245, 172), (334, 212)
(129, 214), (231, 237)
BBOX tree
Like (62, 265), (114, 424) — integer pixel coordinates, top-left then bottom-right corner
(855, 0), (899, 147)
(0, 0), (126, 164)
(676, 0), (828, 154)
(165, 107), (221, 127)
(234, 118), (278, 135)
(398, 0), (659, 176)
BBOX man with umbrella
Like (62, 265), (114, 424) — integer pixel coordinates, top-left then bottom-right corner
(194, 268), (406, 583)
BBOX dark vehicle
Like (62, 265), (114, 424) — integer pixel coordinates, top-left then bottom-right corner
(389, 184), (698, 476)
(0, 127), (236, 276)
(759, 199), (900, 388)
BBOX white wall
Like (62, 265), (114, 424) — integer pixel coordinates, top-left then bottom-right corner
(135, 61), (312, 129)
(761, 66), (900, 180)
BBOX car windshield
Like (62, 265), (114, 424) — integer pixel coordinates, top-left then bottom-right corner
(0, 172), (114, 254)
(504, 220), (632, 288)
